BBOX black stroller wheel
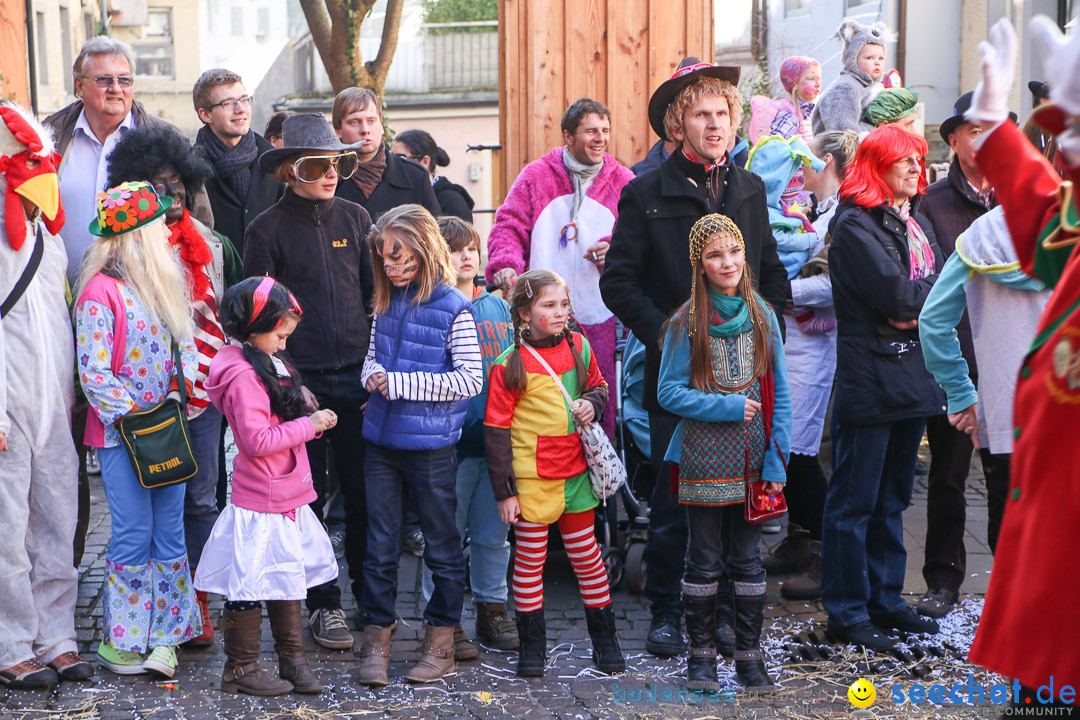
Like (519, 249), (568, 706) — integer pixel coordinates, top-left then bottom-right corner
(624, 542), (647, 594)
(602, 546), (625, 590)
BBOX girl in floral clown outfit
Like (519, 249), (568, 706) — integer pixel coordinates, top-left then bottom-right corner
(75, 182), (201, 679)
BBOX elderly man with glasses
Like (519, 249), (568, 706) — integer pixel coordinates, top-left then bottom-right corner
(43, 35), (214, 574)
(192, 68), (283, 258)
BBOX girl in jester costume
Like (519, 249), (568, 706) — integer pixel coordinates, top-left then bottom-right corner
(484, 269), (624, 678)
(0, 103), (92, 689)
(657, 214), (790, 694)
(961, 16), (1080, 708)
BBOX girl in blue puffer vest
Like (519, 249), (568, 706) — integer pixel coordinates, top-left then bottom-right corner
(357, 204), (483, 686)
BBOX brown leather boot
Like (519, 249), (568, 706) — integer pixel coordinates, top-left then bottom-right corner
(266, 600), (323, 694)
(474, 602), (519, 650)
(220, 607), (293, 696)
(405, 625), (455, 683)
(356, 625), (392, 687)
(186, 587), (215, 647)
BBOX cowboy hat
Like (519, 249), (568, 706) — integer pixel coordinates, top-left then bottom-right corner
(647, 58), (741, 141)
(258, 113), (367, 172)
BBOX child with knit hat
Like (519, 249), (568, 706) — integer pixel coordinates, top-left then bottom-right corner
(750, 56), (822, 144)
(811, 18), (896, 134)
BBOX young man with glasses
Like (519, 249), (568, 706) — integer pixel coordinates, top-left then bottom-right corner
(243, 113), (375, 652)
(330, 87), (441, 221)
(193, 68), (283, 258)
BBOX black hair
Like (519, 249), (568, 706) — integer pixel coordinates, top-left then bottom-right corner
(106, 124), (213, 210)
(560, 97), (611, 135)
(264, 110), (290, 142)
(219, 277), (306, 421)
(395, 129), (450, 168)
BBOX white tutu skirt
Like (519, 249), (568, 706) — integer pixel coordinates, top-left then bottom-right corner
(194, 504), (339, 601)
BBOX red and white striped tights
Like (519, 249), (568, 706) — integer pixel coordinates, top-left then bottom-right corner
(512, 509), (611, 613)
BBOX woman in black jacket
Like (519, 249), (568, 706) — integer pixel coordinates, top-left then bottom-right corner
(821, 125), (946, 651)
(392, 129), (475, 222)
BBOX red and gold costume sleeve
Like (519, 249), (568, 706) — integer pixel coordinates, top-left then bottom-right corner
(484, 361), (521, 500)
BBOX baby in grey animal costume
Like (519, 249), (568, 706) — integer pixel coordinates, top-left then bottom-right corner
(811, 18), (894, 135)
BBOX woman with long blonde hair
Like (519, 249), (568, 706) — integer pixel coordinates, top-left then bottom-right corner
(74, 182), (200, 679)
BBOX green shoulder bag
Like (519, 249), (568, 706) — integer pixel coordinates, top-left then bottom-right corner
(117, 341), (199, 489)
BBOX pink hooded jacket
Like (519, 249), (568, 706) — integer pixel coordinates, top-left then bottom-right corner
(206, 344), (317, 513)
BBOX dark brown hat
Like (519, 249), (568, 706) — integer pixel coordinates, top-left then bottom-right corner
(647, 58), (741, 141)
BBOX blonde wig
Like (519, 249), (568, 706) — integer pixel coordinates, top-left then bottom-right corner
(75, 217), (195, 340)
(369, 203), (455, 313)
(663, 77), (744, 145)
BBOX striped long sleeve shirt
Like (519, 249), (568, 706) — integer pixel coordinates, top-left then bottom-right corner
(360, 311), (484, 402)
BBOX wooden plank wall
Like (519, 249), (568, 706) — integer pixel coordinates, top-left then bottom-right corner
(498, 0), (713, 201)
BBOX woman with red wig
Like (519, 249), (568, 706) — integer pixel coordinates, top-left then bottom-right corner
(820, 124), (946, 651)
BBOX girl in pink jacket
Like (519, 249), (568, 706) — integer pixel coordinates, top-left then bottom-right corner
(196, 277), (338, 697)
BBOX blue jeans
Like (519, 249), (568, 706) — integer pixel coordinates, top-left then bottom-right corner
(421, 455), (511, 606)
(184, 405), (222, 568)
(99, 445), (188, 565)
(821, 417), (926, 627)
(362, 443), (465, 627)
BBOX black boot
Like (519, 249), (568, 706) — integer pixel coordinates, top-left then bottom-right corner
(714, 583), (736, 657)
(682, 581), (721, 692)
(515, 609), (546, 677)
(731, 581), (777, 693)
(584, 605), (625, 674)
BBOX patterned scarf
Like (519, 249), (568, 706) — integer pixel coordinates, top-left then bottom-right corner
(896, 201), (936, 280)
(167, 209), (212, 301)
(196, 126), (257, 201)
(562, 146), (603, 223)
(351, 142), (388, 200)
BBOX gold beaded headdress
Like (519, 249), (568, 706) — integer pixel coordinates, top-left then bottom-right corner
(688, 214), (744, 336)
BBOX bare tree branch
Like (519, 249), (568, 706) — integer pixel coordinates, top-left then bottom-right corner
(369, 0), (405, 92)
(298, 0), (403, 94)
(298, 0), (333, 68)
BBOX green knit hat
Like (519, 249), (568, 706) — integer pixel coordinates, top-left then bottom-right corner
(862, 88), (919, 127)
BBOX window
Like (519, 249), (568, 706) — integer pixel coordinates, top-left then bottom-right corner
(785, 0), (811, 16)
(257, 7), (270, 38)
(61, 7), (73, 93)
(35, 12), (48, 86)
(133, 8), (174, 78)
(231, 7), (243, 35)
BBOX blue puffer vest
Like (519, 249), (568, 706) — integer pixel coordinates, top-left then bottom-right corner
(362, 283), (471, 450)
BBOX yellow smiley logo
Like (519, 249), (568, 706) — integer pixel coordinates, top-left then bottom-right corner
(848, 678), (877, 708)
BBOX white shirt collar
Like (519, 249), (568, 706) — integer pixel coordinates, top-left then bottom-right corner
(73, 107), (136, 143)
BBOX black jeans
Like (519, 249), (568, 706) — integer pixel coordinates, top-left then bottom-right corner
(784, 452), (827, 540)
(978, 449), (1010, 555)
(644, 409), (688, 616)
(72, 402), (90, 568)
(301, 364), (369, 612)
(684, 504), (765, 586)
(922, 413), (975, 594)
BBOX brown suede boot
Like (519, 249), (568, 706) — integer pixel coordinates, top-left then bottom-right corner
(220, 607), (293, 696)
(186, 587), (214, 647)
(404, 625), (455, 683)
(266, 600), (323, 694)
(356, 625), (392, 687)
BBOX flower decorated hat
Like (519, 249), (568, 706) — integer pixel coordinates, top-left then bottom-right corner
(89, 180), (173, 237)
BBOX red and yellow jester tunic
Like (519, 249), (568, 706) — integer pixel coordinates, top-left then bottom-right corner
(484, 332), (608, 524)
(968, 118), (1080, 696)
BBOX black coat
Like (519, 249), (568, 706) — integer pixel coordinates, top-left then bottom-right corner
(197, 132), (283, 257)
(827, 197), (947, 425)
(919, 158), (992, 380)
(433, 176), (474, 222)
(336, 152), (441, 221)
(600, 150), (789, 412)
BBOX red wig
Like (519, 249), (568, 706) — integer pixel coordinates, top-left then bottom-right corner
(839, 125), (929, 208)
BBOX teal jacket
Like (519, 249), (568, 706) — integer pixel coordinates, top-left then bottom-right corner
(657, 302), (791, 485)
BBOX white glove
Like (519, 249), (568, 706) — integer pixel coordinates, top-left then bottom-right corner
(965, 19), (1017, 124)
(1031, 15), (1080, 117)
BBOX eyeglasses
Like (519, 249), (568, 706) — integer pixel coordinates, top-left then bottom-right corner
(290, 152), (358, 183)
(86, 75), (134, 88)
(893, 155), (924, 170)
(394, 153), (424, 162)
(205, 95), (254, 112)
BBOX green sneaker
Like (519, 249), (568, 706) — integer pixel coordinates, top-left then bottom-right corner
(96, 641), (146, 675)
(143, 646), (177, 679)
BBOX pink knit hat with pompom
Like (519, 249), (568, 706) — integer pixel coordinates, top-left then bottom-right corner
(780, 56), (820, 93)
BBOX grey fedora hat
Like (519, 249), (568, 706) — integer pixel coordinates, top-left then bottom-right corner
(258, 113), (366, 172)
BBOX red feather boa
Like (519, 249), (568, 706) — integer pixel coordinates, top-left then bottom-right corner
(168, 209), (212, 301)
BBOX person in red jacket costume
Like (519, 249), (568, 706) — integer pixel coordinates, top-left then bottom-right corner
(962, 17), (1080, 710)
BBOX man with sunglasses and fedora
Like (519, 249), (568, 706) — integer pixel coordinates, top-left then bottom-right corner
(192, 68), (283, 259)
(600, 58), (788, 668)
(44, 35), (215, 575)
(243, 112), (375, 652)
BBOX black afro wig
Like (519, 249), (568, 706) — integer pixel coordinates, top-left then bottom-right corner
(106, 124), (214, 209)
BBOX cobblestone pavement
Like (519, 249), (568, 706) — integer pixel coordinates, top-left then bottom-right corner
(2, 448), (1004, 720)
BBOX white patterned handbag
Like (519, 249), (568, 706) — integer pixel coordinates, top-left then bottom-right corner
(523, 343), (626, 504)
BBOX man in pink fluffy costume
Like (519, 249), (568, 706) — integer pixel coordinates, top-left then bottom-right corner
(486, 98), (633, 438)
